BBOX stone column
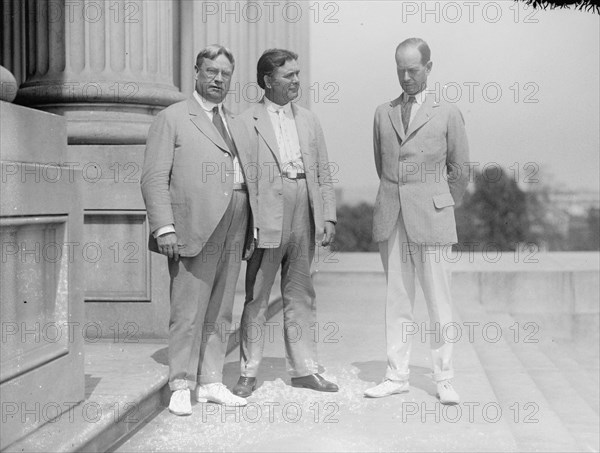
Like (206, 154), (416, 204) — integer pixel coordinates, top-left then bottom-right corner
(6, 0), (184, 144)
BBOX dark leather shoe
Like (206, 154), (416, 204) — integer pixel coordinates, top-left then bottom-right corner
(233, 376), (256, 397)
(291, 374), (339, 392)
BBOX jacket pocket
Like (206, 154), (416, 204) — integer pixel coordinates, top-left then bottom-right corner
(433, 193), (455, 209)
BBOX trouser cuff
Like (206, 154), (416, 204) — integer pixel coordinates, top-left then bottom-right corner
(385, 369), (410, 382)
(169, 378), (195, 391)
(288, 360), (319, 378)
(433, 370), (454, 382)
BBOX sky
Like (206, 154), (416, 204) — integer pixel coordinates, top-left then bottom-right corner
(308, 1), (600, 204)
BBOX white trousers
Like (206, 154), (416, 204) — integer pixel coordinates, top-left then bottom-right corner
(379, 212), (454, 382)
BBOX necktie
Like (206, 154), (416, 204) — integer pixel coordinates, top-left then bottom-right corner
(401, 95), (416, 133)
(212, 106), (238, 159)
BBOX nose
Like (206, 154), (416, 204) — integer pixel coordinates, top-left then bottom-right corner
(402, 71), (411, 81)
(291, 73), (299, 83)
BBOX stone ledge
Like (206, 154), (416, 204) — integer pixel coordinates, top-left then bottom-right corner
(316, 251), (600, 273)
(3, 343), (168, 453)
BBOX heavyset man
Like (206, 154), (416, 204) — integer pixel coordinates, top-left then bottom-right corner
(141, 45), (257, 415)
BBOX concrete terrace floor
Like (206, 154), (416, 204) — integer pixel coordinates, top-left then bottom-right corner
(114, 252), (600, 453)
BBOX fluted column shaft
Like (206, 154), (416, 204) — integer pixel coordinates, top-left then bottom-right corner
(2, 0), (184, 144)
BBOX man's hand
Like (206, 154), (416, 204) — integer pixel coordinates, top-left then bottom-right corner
(157, 232), (180, 261)
(322, 221), (336, 247)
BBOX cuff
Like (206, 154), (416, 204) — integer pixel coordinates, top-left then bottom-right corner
(154, 224), (175, 238)
(169, 378), (194, 391)
(385, 368), (410, 382)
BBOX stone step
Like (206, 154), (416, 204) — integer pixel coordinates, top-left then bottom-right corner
(3, 343), (169, 453)
(453, 294), (581, 452)
(492, 311), (599, 452)
(536, 338), (600, 415)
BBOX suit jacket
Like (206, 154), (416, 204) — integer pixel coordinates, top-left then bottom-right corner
(240, 99), (336, 248)
(372, 94), (470, 244)
(141, 97), (257, 257)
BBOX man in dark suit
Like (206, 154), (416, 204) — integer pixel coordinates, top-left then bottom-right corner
(365, 38), (470, 405)
(232, 49), (338, 397)
(141, 45), (257, 415)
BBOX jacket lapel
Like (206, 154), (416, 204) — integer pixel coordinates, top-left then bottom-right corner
(405, 94), (439, 138)
(187, 98), (230, 154)
(387, 96), (406, 142)
(253, 101), (282, 167)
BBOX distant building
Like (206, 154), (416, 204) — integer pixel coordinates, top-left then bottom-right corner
(526, 188), (600, 250)
(547, 190), (600, 217)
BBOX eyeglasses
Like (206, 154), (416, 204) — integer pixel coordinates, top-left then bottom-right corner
(201, 67), (233, 80)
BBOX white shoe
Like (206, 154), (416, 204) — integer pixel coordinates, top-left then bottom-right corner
(437, 380), (460, 405)
(364, 380), (409, 398)
(168, 389), (192, 416)
(195, 383), (247, 406)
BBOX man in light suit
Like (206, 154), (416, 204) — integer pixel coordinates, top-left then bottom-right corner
(141, 45), (257, 415)
(232, 49), (338, 397)
(365, 38), (469, 405)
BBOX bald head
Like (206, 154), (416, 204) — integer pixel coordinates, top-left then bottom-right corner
(395, 38), (431, 65)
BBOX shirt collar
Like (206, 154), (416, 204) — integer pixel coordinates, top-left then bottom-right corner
(264, 96), (292, 115)
(193, 90), (221, 114)
(402, 90), (427, 105)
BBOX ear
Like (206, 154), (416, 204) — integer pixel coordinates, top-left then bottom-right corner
(425, 61), (433, 74)
(263, 74), (272, 90)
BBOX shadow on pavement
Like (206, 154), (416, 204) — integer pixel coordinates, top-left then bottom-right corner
(151, 346), (169, 366)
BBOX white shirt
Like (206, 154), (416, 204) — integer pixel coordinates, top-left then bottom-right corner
(400, 89), (427, 128)
(264, 97), (304, 172)
(153, 92), (244, 238)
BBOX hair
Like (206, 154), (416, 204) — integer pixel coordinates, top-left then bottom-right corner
(195, 44), (235, 69)
(256, 49), (298, 89)
(396, 38), (431, 65)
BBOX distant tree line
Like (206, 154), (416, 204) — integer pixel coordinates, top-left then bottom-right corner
(333, 165), (599, 252)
